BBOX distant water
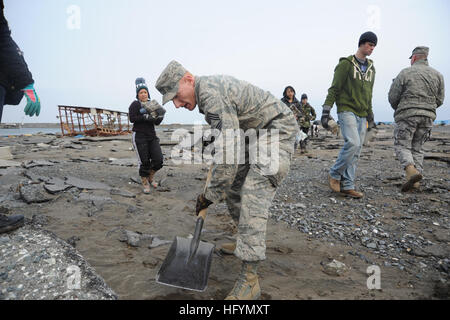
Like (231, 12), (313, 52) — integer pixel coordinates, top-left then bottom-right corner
(0, 127), (61, 136)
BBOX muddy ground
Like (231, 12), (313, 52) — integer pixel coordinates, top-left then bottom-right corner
(0, 124), (448, 300)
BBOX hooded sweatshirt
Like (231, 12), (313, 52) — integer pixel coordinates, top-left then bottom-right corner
(323, 55), (375, 117)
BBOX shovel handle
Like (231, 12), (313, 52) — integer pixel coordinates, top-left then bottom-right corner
(198, 208), (207, 220)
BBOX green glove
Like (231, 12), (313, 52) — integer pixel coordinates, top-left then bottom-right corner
(22, 83), (41, 117)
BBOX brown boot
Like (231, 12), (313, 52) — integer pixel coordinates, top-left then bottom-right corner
(401, 164), (422, 192)
(341, 189), (364, 198)
(225, 261), (261, 300)
(148, 170), (158, 188)
(329, 175), (340, 193)
(141, 177), (150, 194)
(220, 242), (236, 255)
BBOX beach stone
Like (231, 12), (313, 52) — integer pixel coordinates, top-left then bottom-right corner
(31, 214), (49, 226)
(0, 159), (21, 168)
(23, 160), (55, 169)
(110, 189), (136, 198)
(422, 245), (449, 259)
(366, 243), (377, 249)
(44, 177), (71, 194)
(322, 259), (348, 276)
(67, 236), (81, 248)
(65, 176), (111, 191)
(19, 184), (54, 204)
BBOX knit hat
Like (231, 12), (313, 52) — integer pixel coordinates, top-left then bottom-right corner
(358, 31), (378, 47)
(301, 93), (308, 100)
(135, 77), (149, 99)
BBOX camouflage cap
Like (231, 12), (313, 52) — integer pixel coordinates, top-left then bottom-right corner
(155, 60), (188, 105)
(409, 46), (429, 59)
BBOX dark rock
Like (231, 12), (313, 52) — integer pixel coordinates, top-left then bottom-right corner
(422, 245), (449, 259)
(23, 160), (55, 169)
(31, 214), (49, 226)
(65, 176), (112, 191)
(19, 184), (54, 204)
(44, 177), (71, 194)
(67, 236), (81, 248)
(110, 189), (136, 198)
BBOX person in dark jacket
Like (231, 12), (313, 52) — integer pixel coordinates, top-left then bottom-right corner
(0, 1), (41, 234)
(0, 0), (41, 123)
(281, 86), (302, 150)
(129, 78), (165, 193)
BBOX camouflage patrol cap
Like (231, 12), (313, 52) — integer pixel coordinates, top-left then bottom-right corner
(155, 60), (188, 105)
(409, 46), (429, 59)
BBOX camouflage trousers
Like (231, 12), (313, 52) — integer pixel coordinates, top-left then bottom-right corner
(394, 116), (433, 172)
(225, 147), (292, 262)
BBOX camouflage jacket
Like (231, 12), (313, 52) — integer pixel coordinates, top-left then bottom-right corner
(298, 103), (316, 128)
(195, 75), (297, 203)
(388, 59), (445, 122)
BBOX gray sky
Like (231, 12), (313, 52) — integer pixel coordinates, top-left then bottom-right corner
(2, 0), (449, 124)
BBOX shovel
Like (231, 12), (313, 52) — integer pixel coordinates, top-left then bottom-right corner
(155, 167), (215, 292)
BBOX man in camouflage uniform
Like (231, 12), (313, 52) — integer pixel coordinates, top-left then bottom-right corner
(155, 61), (297, 300)
(298, 93), (316, 153)
(389, 46), (445, 192)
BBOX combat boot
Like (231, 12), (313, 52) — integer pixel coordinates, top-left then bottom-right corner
(328, 175), (340, 193)
(148, 170), (158, 188)
(0, 214), (24, 234)
(141, 177), (150, 194)
(402, 164), (422, 192)
(225, 261), (261, 300)
(219, 242), (236, 255)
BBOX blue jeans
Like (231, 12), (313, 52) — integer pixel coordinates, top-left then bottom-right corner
(329, 111), (367, 191)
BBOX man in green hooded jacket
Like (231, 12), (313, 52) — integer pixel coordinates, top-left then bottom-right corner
(321, 31), (377, 198)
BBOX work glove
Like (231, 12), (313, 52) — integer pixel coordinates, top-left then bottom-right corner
(195, 193), (213, 216)
(22, 83), (41, 117)
(321, 105), (331, 129)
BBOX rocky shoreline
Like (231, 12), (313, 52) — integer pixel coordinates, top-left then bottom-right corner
(0, 124), (449, 300)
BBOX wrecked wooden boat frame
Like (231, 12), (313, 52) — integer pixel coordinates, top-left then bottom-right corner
(58, 105), (131, 137)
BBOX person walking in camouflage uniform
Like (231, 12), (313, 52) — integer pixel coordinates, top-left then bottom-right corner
(155, 61), (297, 300)
(388, 46), (445, 192)
(298, 93), (316, 153)
(321, 31), (377, 199)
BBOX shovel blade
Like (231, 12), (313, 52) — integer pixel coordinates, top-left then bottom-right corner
(156, 236), (215, 292)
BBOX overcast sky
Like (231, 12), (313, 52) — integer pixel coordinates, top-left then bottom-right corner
(2, 0), (449, 124)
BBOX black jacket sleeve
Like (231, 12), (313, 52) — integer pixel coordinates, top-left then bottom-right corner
(129, 100), (156, 124)
(0, 2), (34, 93)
